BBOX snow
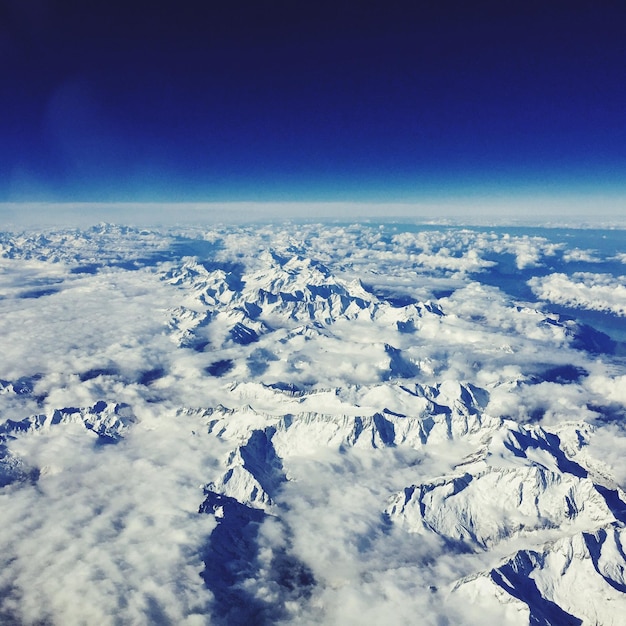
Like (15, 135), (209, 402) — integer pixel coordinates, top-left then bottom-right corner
(0, 221), (625, 624)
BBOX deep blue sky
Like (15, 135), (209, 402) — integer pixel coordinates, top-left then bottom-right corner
(2, 1), (626, 203)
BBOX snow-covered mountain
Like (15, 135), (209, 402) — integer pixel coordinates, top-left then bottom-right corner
(0, 221), (625, 625)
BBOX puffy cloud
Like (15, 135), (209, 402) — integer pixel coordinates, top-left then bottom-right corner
(563, 248), (602, 263)
(614, 252), (626, 264)
(0, 219), (625, 624)
(528, 272), (626, 316)
(0, 410), (219, 625)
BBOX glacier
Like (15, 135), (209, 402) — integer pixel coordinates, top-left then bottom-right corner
(0, 221), (625, 625)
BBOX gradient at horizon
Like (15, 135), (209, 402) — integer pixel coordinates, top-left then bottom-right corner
(2, 2), (626, 205)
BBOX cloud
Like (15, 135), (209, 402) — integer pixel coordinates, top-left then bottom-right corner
(1, 219), (625, 624)
(563, 248), (603, 263)
(0, 409), (219, 625)
(584, 425), (626, 489)
(528, 272), (626, 316)
(255, 446), (477, 625)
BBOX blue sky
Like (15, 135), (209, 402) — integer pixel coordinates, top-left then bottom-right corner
(2, 2), (626, 207)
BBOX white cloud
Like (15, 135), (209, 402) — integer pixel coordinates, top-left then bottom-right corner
(563, 248), (602, 263)
(0, 409), (219, 625)
(528, 272), (626, 316)
(0, 220), (625, 624)
(613, 252), (626, 264)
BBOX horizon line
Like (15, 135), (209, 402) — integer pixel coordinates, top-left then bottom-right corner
(1, 196), (625, 229)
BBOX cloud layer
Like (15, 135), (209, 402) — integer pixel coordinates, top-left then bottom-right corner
(0, 221), (625, 624)
(529, 271), (626, 316)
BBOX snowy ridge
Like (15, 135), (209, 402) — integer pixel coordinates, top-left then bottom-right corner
(386, 464), (616, 550)
(163, 250), (445, 354)
(192, 380), (497, 451)
(455, 523), (626, 625)
(2, 223), (626, 624)
(206, 428), (286, 510)
(192, 378), (626, 623)
(0, 401), (136, 442)
(0, 442), (38, 488)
